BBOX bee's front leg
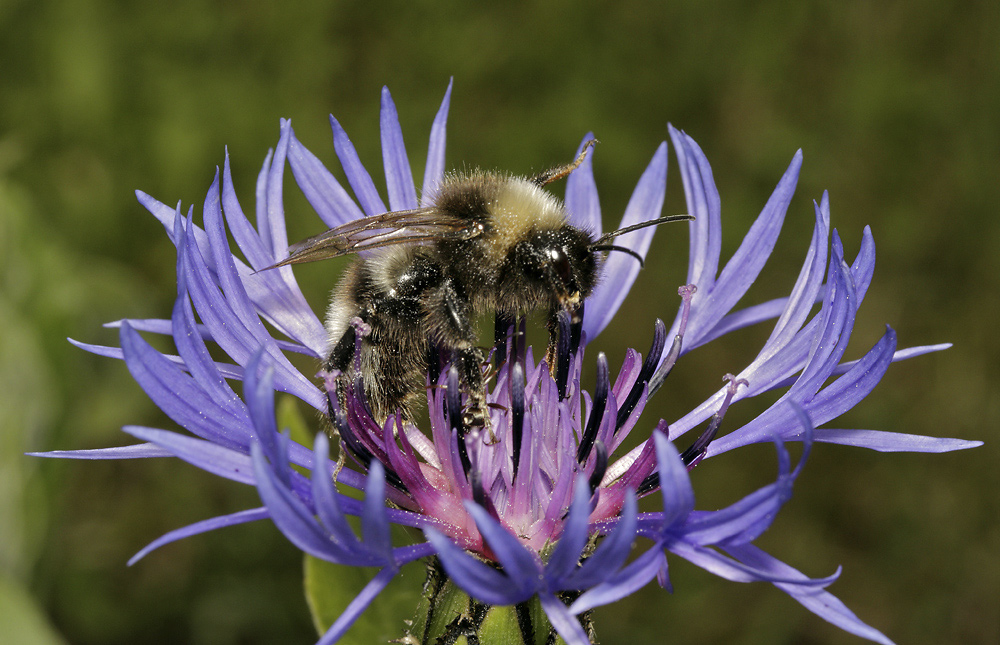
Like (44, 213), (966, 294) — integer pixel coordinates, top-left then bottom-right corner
(426, 277), (491, 434)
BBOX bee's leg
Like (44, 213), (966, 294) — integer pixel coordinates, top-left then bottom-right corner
(529, 139), (598, 187)
(545, 307), (559, 378)
(325, 324), (357, 373)
(457, 347), (488, 431)
(426, 277), (490, 432)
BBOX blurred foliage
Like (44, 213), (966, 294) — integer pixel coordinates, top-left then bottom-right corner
(2, 0), (997, 643)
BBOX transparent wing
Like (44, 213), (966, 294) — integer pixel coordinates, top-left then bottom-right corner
(268, 207), (484, 268)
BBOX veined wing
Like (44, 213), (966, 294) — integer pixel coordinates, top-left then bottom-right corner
(268, 207), (485, 268)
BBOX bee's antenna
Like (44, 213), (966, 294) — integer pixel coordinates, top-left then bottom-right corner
(590, 244), (645, 267)
(590, 213), (692, 247)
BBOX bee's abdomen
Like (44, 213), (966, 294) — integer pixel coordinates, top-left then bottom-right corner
(325, 249), (445, 420)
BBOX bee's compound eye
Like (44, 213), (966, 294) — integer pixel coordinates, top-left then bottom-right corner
(549, 247), (572, 284)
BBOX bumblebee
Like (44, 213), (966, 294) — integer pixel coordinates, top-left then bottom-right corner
(274, 142), (687, 427)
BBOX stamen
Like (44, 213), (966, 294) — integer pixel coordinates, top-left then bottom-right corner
(570, 302), (584, 352)
(649, 285), (695, 396)
(510, 361), (526, 480)
(467, 442), (501, 520)
(556, 310), (573, 400)
(445, 366), (472, 476)
(327, 385), (408, 494)
(615, 320), (667, 433)
(494, 311), (515, 370)
(577, 353), (609, 463)
(680, 375), (748, 468)
(588, 440), (608, 498)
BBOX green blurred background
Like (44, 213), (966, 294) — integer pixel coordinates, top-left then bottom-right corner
(2, 1), (997, 643)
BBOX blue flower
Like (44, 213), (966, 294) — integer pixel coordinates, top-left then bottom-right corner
(38, 82), (980, 645)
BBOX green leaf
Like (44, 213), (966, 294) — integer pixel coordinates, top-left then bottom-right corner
(304, 555), (423, 644)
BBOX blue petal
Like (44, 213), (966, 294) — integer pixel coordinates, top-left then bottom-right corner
(669, 126), (721, 293)
(813, 429), (982, 452)
(128, 507), (269, 565)
(422, 79), (452, 204)
(724, 543), (895, 645)
(286, 125), (364, 228)
(654, 432), (695, 527)
(29, 443), (173, 459)
(685, 150), (802, 346)
(539, 592), (591, 645)
(425, 528), (529, 605)
(561, 492), (637, 589)
(252, 443), (382, 565)
(564, 133), (601, 235)
(316, 567), (399, 645)
(569, 546), (665, 614)
(583, 142), (668, 340)
(120, 323), (250, 450)
(380, 87), (419, 210)
(545, 478), (592, 582)
(360, 461), (393, 560)
(122, 426), (255, 484)
(466, 503), (541, 597)
(330, 115), (387, 216)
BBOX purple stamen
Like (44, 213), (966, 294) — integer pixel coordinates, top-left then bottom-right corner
(615, 320), (666, 432)
(556, 310), (573, 400)
(588, 440), (608, 497)
(680, 374), (748, 468)
(649, 285), (695, 396)
(510, 361), (526, 479)
(577, 353), (609, 463)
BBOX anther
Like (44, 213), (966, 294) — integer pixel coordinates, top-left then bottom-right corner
(510, 361), (526, 480)
(577, 353), (609, 463)
(555, 310), (573, 400)
(588, 440), (608, 497)
(615, 320), (667, 433)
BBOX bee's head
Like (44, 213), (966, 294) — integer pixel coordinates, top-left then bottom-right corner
(503, 225), (598, 312)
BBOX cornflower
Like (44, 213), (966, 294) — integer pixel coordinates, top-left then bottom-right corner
(38, 81), (980, 644)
